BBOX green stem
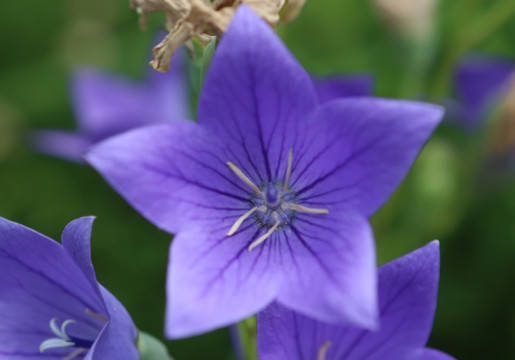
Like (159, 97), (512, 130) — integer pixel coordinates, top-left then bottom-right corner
(236, 317), (257, 360)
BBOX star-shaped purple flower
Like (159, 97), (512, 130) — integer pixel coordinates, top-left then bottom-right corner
(452, 56), (514, 129)
(32, 48), (188, 163)
(87, 6), (443, 338)
(0, 216), (139, 359)
(257, 241), (455, 360)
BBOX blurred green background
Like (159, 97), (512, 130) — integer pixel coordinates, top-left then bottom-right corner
(1, 0), (515, 359)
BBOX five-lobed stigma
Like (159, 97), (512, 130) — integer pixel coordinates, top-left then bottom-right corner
(226, 149), (329, 251)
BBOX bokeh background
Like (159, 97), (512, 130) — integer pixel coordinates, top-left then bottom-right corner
(1, 0), (515, 358)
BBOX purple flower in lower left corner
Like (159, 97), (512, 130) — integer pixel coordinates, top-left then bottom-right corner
(0, 216), (139, 359)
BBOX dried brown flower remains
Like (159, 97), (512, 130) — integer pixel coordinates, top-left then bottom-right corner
(130, 0), (307, 72)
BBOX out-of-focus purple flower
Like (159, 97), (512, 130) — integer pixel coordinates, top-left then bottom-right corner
(32, 49), (189, 163)
(452, 56), (515, 129)
(257, 241), (455, 360)
(0, 216), (139, 359)
(87, 6), (443, 338)
(313, 75), (373, 103)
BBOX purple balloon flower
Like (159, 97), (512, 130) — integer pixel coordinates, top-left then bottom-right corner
(87, 6), (443, 338)
(257, 241), (455, 360)
(453, 56), (514, 129)
(32, 49), (189, 163)
(0, 216), (139, 359)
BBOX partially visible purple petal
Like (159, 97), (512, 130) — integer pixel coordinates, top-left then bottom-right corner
(147, 47), (190, 122)
(277, 213), (378, 330)
(72, 69), (154, 138)
(0, 218), (105, 356)
(87, 286), (138, 360)
(313, 75), (373, 103)
(455, 56), (515, 127)
(166, 219), (282, 338)
(31, 130), (94, 163)
(61, 216), (103, 303)
(291, 98), (443, 217)
(365, 241), (440, 358)
(257, 242), (446, 360)
(198, 6), (317, 185)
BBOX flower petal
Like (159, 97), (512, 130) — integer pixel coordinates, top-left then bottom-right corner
(0, 217), (105, 355)
(72, 68), (153, 138)
(257, 241), (443, 360)
(61, 216), (103, 303)
(313, 75), (373, 103)
(291, 98), (443, 217)
(197, 5), (317, 186)
(86, 121), (250, 234)
(31, 130), (93, 163)
(276, 213), (378, 329)
(455, 57), (514, 127)
(165, 220), (282, 338)
(87, 286), (139, 360)
(147, 46), (190, 122)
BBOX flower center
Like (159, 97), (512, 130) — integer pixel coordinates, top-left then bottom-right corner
(252, 183), (296, 227)
(226, 149), (329, 251)
(39, 310), (108, 360)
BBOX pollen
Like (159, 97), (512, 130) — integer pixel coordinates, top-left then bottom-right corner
(226, 149), (329, 251)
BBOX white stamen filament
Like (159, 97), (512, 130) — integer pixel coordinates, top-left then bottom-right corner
(40, 318), (76, 353)
(288, 203), (329, 214)
(317, 340), (332, 360)
(64, 348), (87, 360)
(248, 217), (281, 252)
(226, 161), (261, 194)
(39, 338), (75, 353)
(227, 207), (258, 236)
(51, 318), (74, 340)
(283, 149), (293, 192)
(85, 308), (108, 323)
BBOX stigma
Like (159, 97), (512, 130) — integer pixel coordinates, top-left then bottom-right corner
(226, 149), (329, 251)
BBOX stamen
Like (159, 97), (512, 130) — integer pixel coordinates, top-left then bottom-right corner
(39, 338), (75, 353)
(317, 340), (332, 360)
(85, 308), (108, 323)
(283, 149), (293, 192)
(40, 318), (76, 353)
(288, 203), (329, 214)
(64, 348), (87, 360)
(227, 207), (258, 236)
(50, 318), (74, 339)
(248, 216), (280, 252)
(226, 161), (261, 194)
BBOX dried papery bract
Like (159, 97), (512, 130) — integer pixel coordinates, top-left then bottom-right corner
(281, 0), (307, 23)
(131, 0), (306, 72)
(373, 0), (439, 40)
(149, 0), (232, 72)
